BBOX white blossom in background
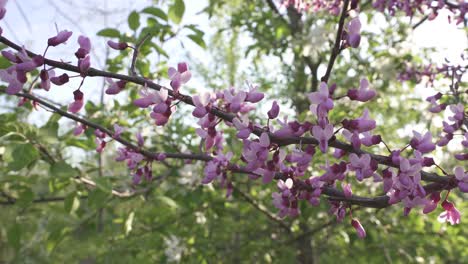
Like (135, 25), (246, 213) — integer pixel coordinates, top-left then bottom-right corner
(164, 235), (186, 263)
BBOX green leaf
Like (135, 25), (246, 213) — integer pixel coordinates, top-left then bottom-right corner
(64, 193), (80, 214)
(97, 28), (120, 38)
(50, 161), (77, 178)
(142, 7), (168, 21)
(16, 187), (35, 207)
(8, 143), (39, 171)
(168, 0), (185, 24)
(128, 11), (140, 31)
(187, 34), (206, 49)
(124, 211), (135, 235)
(94, 177), (113, 194)
(7, 223), (21, 250)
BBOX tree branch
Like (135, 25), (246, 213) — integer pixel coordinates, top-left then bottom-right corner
(321, 0), (350, 83)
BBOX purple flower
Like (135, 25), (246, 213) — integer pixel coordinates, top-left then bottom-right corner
(75, 35), (91, 59)
(113, 124), (124, 139)
(423, 192), (440, 214)
(454, 166), (468, 192)
(267, 101), (280, 119)
(348, 153), (376, 181)
(40, 69), (54, 91)
(0, 68), (24, 94)
(410, 131), (435, 154)
(245, 82), (264, 103)
(134, 88), (168, 108)
(312, 124), (334, 153)
(48, 30), (73, 47)
(78, 55), (91, 76)
(73, 123), (86, 136)
(223, 89), (247, 113)
(347, 17), (361, 48)
(107, 40), (128, 50)
(351, 218), (366, 238)
(438, 200), (461, 225)
(347, 79), (376, 102)
(50, 73), (69, 86)
(342, 183), (353, 198)
(232, 117), (252, 139)
(168, 62), (191, 91)
(68, 89), (84, 113)
(105, 78), (127, 95)
(192, 92), (211, 118)
(342, 109), (376, 133)
(308, 82), (334, 117)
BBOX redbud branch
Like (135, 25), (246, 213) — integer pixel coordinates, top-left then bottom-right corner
(130, 33), (151, 77)
(232, 184), (291, 233)
(0, 36), (453, 186)
(321, 0), (350, 83)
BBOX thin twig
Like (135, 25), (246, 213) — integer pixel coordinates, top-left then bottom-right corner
(130, 33), (151, 76)
(233, 184), (291, 233)
(321, 0), (350, 83)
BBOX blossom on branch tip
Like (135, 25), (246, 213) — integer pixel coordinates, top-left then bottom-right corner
(438, 200), (461, 225)
(410, 131), (435, 154)
(68, 89), (84, 113)
(105, 78), (126, 95)
(107, 40), (128, 50)
(454, 166), (468, 192)
(50, 73), (69, 86)
(351, 218), (366, 238)
(423, 192), (440, 214)
(267, 101), (280, 119)
(346, 17), (361, 48)
(75, 35), (91, 59)
(47, 30), (73, 47)
(168, 62), (191, 92)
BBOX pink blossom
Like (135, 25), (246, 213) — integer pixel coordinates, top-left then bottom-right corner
(267, 101), (280, 119)
(342, 109), (376, 133)
(113, 124), (124, 139)
(168, 62), (191, 91)
(423, 192), (440, 214)
(39, 69), (54, 91)
(107, 40), (128, 50)
(351, 218), (366, 238)
(192, 92), (211, 118)
(48, 30), (73, 47)
(308, 82), (333, 116)
(50, 73), (69, 86)
(348, 153), (376, 181)
(68, 89), (84, 113)
(105, 78), (127, 95)
(73, 123), (86, 136)
(342, 183), (353, 198)
(410, 131), (435, 154)
(78, 55), (90, 76)
(75, 35), (91, 59)
(0, 68), (24, 94)
(347, 17), (361, 48)
(454, 166), (468, 192)
(438, 200), (461, 225)
(347, 79), (376, 102)
(245, 83), (264, 103)
(232, 117), (252, 139)
(134, 88), (168, 108)
(312, 124), (334, 153)
(223, 89), (247, 113)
